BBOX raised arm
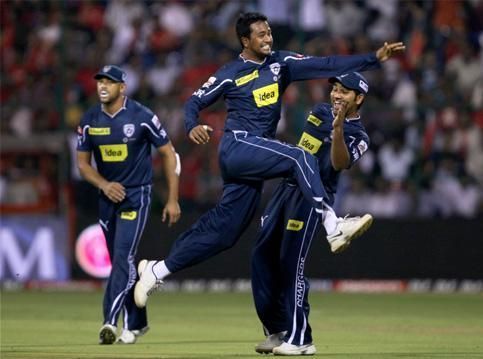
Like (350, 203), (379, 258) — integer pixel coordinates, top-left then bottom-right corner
(330, 104), (351, 171)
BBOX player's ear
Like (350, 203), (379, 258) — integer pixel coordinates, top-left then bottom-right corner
(241, 36), (249, 48)
(355, 93), (365, 106)
(120, 83), (126, 94)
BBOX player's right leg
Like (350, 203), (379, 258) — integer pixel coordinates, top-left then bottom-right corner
(101, 186), (152, 342)
(98, 195), (118, 344)
(275, 190), (319, 354)
(135, 181), (262, 308)
(251, 182), (291, 353)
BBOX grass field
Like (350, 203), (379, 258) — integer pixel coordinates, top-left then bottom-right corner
(1, 290), (482, 358)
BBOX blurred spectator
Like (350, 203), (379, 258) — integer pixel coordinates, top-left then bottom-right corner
(378, 137), (414, 184)
(326, 0), (365, 38)
(446, 41), (482, 98)
(465, 118), (483, 186)
(1, 0), (481, 218)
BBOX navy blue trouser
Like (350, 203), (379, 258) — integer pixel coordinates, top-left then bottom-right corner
(99, 185), (151, 330)
(165, 131), (328, 273)
(252, 180), (322, 345)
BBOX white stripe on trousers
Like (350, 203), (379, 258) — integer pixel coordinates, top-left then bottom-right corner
(287, 208), (319, 345)
(108, 185), (151, 326)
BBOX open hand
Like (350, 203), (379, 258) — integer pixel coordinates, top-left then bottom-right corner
(376, 42), (405, 62)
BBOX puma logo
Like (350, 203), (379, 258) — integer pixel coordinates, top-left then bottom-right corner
(261, 215), (269, 227)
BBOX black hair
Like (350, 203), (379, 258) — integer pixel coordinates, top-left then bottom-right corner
(236, 12), (268, 49)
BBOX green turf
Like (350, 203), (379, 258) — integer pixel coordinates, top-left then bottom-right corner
(1, 290), (482, 358)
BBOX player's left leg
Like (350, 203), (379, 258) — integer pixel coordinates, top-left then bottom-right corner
(273, 191), (320, 355)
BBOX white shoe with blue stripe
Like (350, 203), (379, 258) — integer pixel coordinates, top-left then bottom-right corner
(134, 260), (163, 308)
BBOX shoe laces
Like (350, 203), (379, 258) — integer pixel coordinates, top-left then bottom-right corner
(340, 214), (361, 222)
(147, 280), (163, 296)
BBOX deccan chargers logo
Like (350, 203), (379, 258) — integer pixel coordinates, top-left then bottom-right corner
(75, 224), (111, 278)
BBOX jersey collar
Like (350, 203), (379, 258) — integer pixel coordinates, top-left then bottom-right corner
(239, 53), (267, 65)
(102, 96), (128, 118)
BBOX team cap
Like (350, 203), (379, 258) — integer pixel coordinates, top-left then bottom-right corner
(329, 72), (369, 94)
(94, 65), (127, 83)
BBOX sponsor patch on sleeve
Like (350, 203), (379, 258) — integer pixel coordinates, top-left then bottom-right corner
(151, 115), (161, 129)
(307, 114), (322, 126)
(357, 140), (368, 154)
(202, 76), (217, 88)
(297, 132), (322, 155)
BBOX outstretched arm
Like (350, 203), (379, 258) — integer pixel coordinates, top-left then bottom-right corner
(285, 41), (406, 82)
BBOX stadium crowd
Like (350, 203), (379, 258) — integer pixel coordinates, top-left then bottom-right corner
(1, 0), (482, 218)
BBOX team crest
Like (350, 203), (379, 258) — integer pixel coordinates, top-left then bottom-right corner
(123, 124), (135, 137)
(269, 63), (280, 76)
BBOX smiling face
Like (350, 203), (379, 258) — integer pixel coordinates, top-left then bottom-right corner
(330, 82), (365, 117)
(241, 20), (273, 62)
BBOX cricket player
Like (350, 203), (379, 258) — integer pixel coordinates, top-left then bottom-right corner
(252, 72), (372, 355)
(134, 13), (404, 308)
(77, 65), (181, 344)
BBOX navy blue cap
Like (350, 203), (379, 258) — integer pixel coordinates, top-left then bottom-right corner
(329, 72), (369, 94)
(94, 65), (127, 83)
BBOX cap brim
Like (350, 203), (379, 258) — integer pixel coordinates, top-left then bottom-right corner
(94, 73), (123, 82)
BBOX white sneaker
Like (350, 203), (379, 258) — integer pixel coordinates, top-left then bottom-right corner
(255, 331), (287, 354)
(134, 260), (163, 308)
(116, 326), (150, 344)
(99, 324), (117, 345)
(273, 342), (316, 355)
(327, 214), (373, 253)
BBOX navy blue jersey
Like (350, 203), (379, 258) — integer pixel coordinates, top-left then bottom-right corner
(185, 51), (379, 138)
(296, 103), (369, 204)
(77, 97), (170, 187)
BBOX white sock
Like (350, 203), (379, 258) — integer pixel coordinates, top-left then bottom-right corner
(323, 207), (338, 236)
(152, 260), (171, 281)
